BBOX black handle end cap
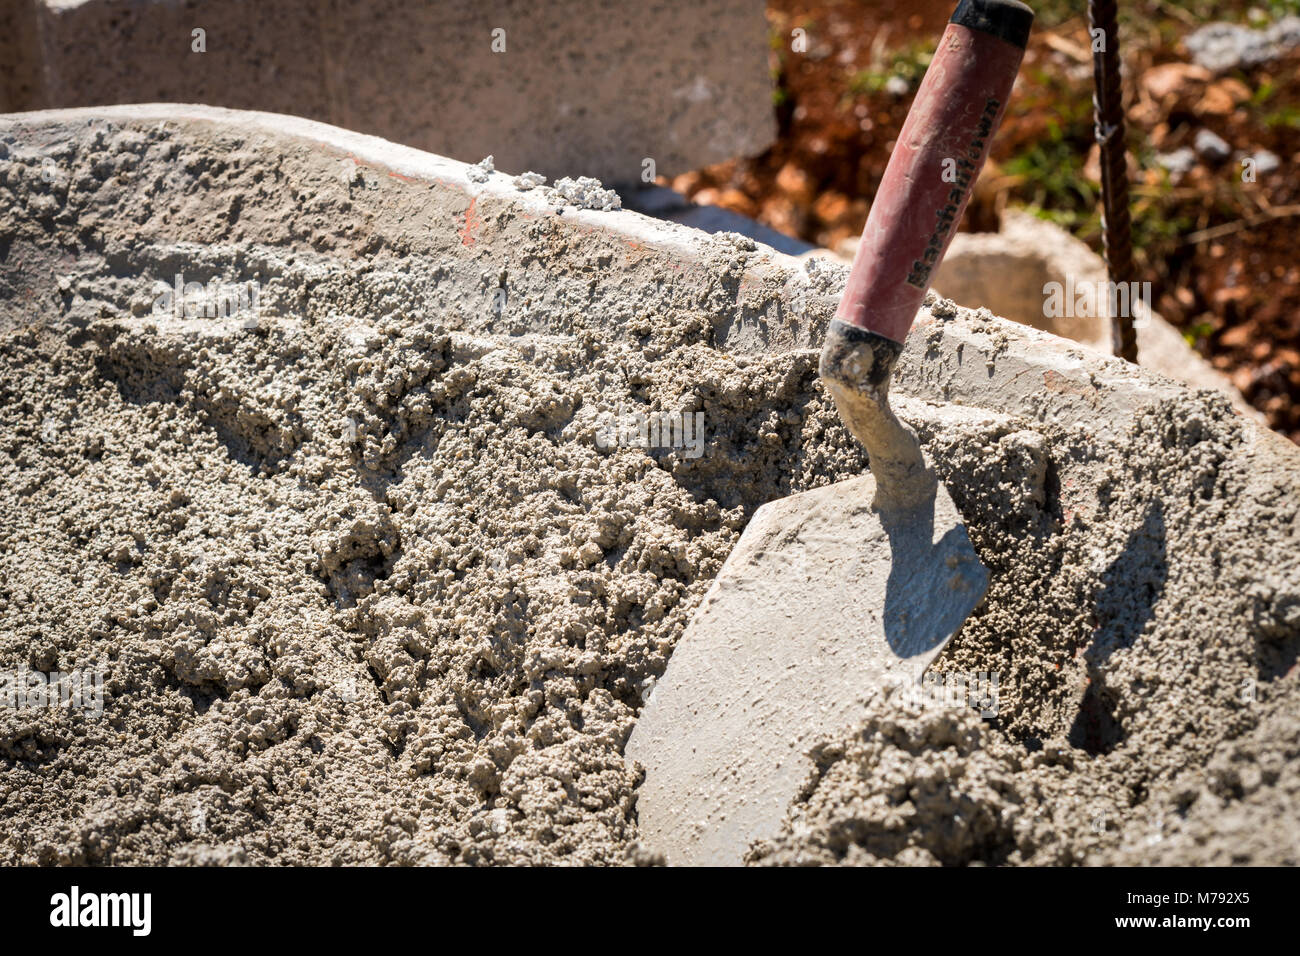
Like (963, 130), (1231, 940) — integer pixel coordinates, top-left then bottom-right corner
(951, 0), (1035, 49)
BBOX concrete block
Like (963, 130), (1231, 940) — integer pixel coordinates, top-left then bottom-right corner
(26, 0), (336, 122)
(13, 0), (777, 185)
(0, 0), (42, 112)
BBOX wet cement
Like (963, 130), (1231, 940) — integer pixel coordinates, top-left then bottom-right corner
(1, 115), (1298, 866)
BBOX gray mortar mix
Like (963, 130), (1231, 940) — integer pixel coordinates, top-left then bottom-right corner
(544, 176), (622, 212)
(512, 171), (547, 192)
(466, 155), (494, 184)
(0, 116), (1298, 866)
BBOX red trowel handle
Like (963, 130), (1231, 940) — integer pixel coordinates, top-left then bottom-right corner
(836, 0), (1033, 343)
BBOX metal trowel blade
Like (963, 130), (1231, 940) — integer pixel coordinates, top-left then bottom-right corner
(625, 473), (988, 866)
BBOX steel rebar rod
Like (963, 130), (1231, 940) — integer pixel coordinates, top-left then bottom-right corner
(1089, 0), (1139, 363)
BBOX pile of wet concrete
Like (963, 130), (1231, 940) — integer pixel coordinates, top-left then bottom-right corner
(0, 106), (1296, 865)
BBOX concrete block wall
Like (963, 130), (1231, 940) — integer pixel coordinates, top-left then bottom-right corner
(2, 0), (777, 186)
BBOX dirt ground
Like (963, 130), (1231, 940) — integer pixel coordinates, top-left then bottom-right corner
(1, 115), (1298, 867)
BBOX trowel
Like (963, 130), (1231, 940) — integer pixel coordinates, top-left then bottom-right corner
(626, 0), (1033, 865)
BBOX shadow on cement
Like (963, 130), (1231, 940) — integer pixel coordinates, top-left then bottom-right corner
(1070, 499), (1168, 754)
(621, 186), (817, 257)
(879, 486), (987, 660)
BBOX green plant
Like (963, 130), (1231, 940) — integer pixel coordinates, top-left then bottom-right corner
(1251, 80), (1277, 106)
(1264, 105), (1300, 129)
(848, 42), (933, 97)
(1184, 320), (1215, 348)
(1003, 127), (1099, 212)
